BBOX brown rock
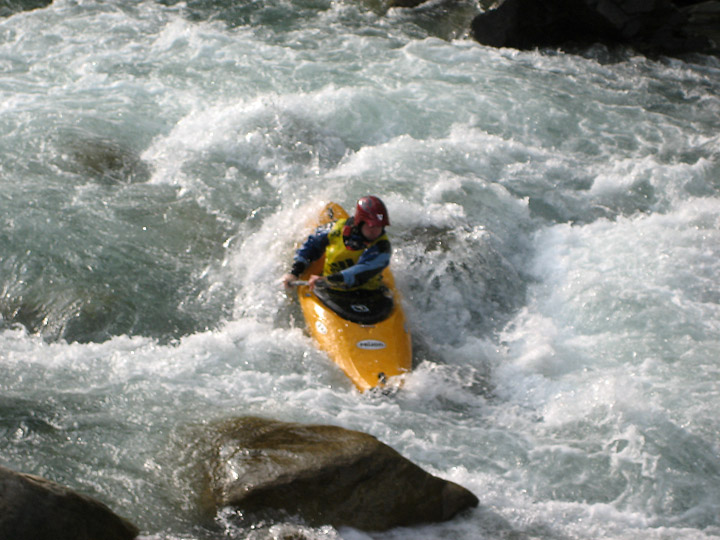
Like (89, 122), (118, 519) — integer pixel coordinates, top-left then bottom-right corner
(206, 417), (479, 531)
(0, 465), (139, 540)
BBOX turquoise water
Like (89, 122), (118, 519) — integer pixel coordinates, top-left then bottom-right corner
(2, 1), (720, 538)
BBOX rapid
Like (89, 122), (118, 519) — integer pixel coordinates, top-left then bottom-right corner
(1, 0), (720, 538)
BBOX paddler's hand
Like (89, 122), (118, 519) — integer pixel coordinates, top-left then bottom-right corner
(308, 275), (326, 292)
(282, 273), (299, 290)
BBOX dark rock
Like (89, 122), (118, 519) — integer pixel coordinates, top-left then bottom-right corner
(672, 0), (710, 6)
(471, 0), (717, 56)
(471, 0), (622, 50)
(682, 1), (720, 51)
(387, 0), (427, 8)
(0, 465), (139, 540)
(0, 0), (52, 18)
(206, 417), (479, 531)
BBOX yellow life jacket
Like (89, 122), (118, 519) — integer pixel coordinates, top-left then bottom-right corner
(323, 218), (389, 290)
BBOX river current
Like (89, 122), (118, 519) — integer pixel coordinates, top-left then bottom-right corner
(2, 1), (720, 539)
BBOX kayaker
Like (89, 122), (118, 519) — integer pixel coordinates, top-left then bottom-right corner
(282, 196), (391, 292)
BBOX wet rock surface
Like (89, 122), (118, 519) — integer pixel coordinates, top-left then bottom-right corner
(206, 416), (479, 531)
(0, 464), (139, 540)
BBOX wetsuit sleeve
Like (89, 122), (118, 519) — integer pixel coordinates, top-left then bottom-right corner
(326, 239), (391, 288)
(290, 225), (331, 277)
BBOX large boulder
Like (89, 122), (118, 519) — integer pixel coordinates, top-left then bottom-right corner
(205, 416), (479, 531)
(471, 0), (716, 56)
(0, 465), (139, 540)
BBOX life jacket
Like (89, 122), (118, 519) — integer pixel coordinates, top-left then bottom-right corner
(322, 218), (389, 290)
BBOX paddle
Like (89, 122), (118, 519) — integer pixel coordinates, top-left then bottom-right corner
(288, 278), (328, 289)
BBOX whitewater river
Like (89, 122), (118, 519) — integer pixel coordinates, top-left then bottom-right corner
(2, 1), (720, 539)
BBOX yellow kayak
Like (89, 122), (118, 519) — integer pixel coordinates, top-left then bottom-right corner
(295, 202), (412, 392)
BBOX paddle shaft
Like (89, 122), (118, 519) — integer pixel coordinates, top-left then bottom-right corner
(290, 278), (330, 289)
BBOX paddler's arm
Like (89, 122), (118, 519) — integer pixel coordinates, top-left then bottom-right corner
(282, 225), (331, 290)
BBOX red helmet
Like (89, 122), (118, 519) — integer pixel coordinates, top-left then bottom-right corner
(354, 196), (390, 227)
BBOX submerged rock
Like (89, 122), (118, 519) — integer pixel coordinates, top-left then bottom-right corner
(64, 136), (152, 186)
(0, 465), (139, 540)
(206, 416), (479, 531)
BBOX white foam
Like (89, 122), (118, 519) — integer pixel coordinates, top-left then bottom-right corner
(3, 2), (720, 539)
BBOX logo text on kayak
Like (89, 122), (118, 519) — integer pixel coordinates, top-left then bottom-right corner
(356, 340), (386, 350)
